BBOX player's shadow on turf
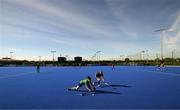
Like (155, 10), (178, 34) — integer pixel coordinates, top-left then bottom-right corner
(95, 90), (120, 95)
(109, 84), (131, 88)
(69, 89), (120, 95)
(101, 84), (131, 88)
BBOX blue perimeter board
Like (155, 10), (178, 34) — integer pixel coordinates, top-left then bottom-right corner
(0, 66), (180, 109)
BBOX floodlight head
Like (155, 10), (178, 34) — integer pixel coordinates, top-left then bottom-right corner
(96, 51), (101, 53)
(51, 51), (56, 53)
(155, 28), (174, 32)
(155, 28), (169, 32)
(141, 50), (145, 53)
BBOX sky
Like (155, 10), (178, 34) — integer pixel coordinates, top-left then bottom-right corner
(0, 0), (180, 61)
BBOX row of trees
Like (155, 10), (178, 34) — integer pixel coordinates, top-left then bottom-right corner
(0, 57), (180, 67)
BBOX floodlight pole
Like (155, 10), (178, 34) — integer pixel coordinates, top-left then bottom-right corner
(155, 29), (167, 60)
(141, 50), (145, 60)
(10, 51), (13, 60)
(65, 55), (68, 61)
(146, 50), (149, 63)
(161, 31), (165, 60)
(172, 49), (175, 65)
(51, 51), (56, 64)
(96, 51), (101, 61)
(38, 56), (41, 62)
(155, 28), (173, 60)
(120, 55), (124, 61)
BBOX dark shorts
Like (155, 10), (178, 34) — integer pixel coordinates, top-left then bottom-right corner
(96, 74), (103, 78)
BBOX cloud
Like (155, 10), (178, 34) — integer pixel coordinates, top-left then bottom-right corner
(1, 0), (180, 60)
(2, 0), (136, 51)
(105, 0), (139, 39)
(4, 0), (119, 40)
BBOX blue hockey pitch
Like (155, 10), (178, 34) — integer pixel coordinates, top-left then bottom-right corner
(0, 66), (180, 109)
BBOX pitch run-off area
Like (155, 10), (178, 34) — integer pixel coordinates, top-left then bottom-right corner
(0, 66), (180, 109)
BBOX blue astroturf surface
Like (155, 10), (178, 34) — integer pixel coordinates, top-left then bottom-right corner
(0, 66), (180, 109)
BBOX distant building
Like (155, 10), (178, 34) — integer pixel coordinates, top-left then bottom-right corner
(58, 57), (66, 62)
(74, 57), (82, 62)
(1, 57), (12, 61)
